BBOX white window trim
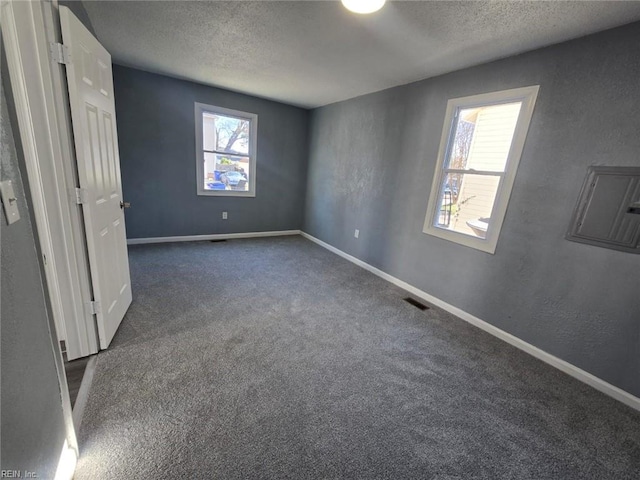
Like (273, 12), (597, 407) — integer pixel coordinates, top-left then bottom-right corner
(423, 85), (539, 254)
(195, 102), (257, 197)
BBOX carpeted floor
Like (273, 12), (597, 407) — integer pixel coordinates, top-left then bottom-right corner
(75, 236), (640, 479)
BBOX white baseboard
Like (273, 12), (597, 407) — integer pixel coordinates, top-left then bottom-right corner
(72, 355), (97, 432)
(300, 231), (640, 412)
(54, 439), (77, 480)
(127, 230), (301, 245)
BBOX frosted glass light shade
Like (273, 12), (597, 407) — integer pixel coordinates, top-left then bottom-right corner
(341, 0), (386, 14)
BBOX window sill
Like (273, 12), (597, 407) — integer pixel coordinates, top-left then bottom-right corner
(197, 190), (256, 198)
(423, 224), (497, 254)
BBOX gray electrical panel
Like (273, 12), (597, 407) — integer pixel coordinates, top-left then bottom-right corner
(567, 166), (640, 253)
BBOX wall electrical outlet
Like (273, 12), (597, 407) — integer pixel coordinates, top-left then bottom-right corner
(354, 229), (359, 238)
(222, 212), (228, 220)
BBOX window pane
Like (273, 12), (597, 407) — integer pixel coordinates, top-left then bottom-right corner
(446, 102), (522, 172)
(203, 153), (250, 192)
(433, 172), (501, 238)
(202, 112), (250, 155)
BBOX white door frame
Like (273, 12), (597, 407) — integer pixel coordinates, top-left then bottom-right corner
(1, 0), (98, 360)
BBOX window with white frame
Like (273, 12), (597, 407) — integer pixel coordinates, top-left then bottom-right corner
(195, 103), (257, 197)
(423, 86), (539, 253)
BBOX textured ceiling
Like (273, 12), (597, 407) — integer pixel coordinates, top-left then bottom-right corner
(83, 1), (640, 108)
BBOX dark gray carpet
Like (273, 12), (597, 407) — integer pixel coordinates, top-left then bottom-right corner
(75, 236), (640, 479)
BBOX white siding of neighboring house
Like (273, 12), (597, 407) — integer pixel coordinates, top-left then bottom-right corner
(203, 115), (218, 181)
(452, 102), (521, 236)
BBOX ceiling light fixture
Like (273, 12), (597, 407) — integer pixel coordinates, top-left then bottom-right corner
(341, 0), (386, 15)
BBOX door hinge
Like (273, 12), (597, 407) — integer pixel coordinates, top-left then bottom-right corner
(88, 301), (101, 316)
(72, 187), (88, 205)
(49, 42), (71, 65)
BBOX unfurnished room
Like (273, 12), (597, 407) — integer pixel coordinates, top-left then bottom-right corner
(1, 1), (639, 479)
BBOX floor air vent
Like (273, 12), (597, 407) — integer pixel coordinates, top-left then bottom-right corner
(403, 297), (430, 311)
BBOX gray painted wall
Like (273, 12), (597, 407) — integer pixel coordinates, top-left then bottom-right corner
(1, 75), (66, 478)
(304, 22), (640, 397)
(114, 65), (309, 239)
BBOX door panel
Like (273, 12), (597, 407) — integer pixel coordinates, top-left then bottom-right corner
(60, 6), (132, 349)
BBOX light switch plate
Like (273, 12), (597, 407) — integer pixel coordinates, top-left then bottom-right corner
(0, 180), (21, 225)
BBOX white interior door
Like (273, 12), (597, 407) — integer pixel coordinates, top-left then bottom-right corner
(60, 6), (132, 349)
